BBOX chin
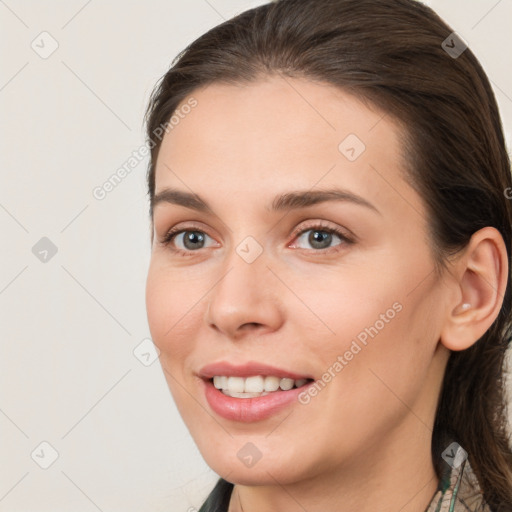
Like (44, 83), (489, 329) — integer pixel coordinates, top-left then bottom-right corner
(199, 444), (312, 486)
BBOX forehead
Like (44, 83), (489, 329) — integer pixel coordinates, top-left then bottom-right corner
(153, 76), (415, 217)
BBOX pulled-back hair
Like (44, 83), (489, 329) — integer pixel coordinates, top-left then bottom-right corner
(144, 0), (512, 508)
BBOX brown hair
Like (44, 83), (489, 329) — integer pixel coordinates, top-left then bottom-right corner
(144, 0), (512, 508)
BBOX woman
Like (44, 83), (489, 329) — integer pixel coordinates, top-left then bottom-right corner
(144, 0), (512, 510)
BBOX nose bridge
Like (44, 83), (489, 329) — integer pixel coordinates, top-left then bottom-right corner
(204, 235), (283, 336)
(211, 237), (270, 309)
(217, 231), (269, 294)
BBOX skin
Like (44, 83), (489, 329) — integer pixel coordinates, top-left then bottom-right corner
(145, 75), (507, 512)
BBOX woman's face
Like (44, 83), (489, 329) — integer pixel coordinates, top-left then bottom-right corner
(145, 76), (452, 485)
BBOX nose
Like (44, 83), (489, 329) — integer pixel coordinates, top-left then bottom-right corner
(204, 247), (284, 340)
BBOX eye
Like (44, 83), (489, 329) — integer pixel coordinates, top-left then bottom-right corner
(290, 222), (354, 252)
(160, 227), (217, 255)
(159, 221), (354, 257)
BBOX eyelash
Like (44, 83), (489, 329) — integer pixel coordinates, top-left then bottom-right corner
(159, 221), (355, 257)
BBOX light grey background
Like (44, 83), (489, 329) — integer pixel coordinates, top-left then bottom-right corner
(1, 1), (510, 511)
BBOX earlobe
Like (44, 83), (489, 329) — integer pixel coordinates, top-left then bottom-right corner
(440, 227), (508, 352)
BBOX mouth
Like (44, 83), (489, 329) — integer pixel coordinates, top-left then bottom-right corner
(198, 361), (316, 422)
(207, 375), (314, 398)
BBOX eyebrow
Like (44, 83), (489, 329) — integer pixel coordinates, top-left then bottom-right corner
(152, 187), (380, 215)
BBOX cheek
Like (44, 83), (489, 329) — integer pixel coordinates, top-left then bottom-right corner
(296, 257), (441, 407)
(324, 283), (441, 426)
(146, 265), (205, 418)
(145, 267), (170, 346)
(145, 261), (200, 362)
(286, 263), (402, 350)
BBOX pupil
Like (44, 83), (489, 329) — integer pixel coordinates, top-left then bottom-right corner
(309, 230), (331, 249)
(184, 231), (204, 250)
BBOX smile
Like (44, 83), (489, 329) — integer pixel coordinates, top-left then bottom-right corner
(212, 375), (311, 397)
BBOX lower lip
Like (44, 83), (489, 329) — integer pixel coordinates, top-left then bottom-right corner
(202, 379), (312, 423)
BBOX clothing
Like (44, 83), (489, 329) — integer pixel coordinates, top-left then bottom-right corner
(198, 457), (491, 512)
(426, 456), (492, 512)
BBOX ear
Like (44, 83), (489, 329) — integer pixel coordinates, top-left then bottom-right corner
(440, 227), (509, 352)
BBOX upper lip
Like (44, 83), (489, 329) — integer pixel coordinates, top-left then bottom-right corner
(198, 361), (314, 381)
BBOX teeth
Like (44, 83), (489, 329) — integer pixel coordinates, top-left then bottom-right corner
(279, 378), (294, 390)
(211, 375), (310, 395)
(213, 376), (226, 389)
(223, 390), (270, 398)
(264, 376), (280, 391)
(227, 376), (245, 393)
(245, 376), (264, 393)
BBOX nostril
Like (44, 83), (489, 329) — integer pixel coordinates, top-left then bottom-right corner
(242, 322), (263, 329)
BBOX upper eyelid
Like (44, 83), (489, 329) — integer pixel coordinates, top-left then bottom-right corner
(162, 219), (347, 237)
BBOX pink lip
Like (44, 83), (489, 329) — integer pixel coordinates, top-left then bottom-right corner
(198, 361), (313, 380)
(201, 378), (313, 422)
(197, 361), (314, 423)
